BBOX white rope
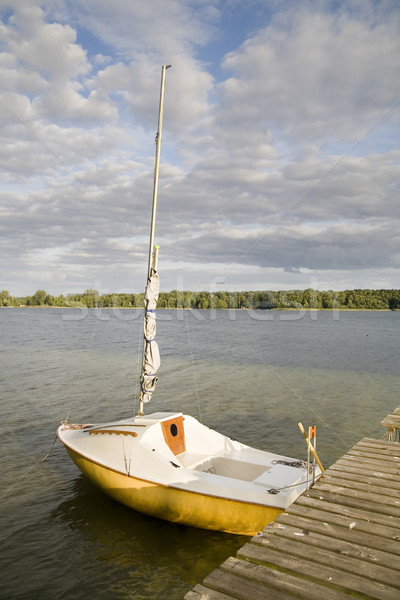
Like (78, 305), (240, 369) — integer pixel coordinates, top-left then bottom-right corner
(184, 309), (202, 423)
(64, 316), (99, 423)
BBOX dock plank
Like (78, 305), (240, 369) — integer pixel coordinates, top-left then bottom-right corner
(312, 481), (400, 508)
(381, 415), (400, 426)
(319, 473), (400, 498)
(347, 448), (400, 465)
(360, 436), (400, 444)
(246, 531), (400, 588)
(305, 485), (400, 517)
(294, 493), (400, 529)
(203, 567), (294, 600)
(287, 501), (400, 539)
(323, 467), (400, 492)
(356, 439), (400, 454)
(185, 421), (400, 600)
(255, 522), (400, 570)
(331, 454), (400, 475)
(271, 511), (400, 556)
(329, 461), (400, 484)
(219, 557), (356, 600)
(238, 542), (399, 598)
(185, 585), (238, 600)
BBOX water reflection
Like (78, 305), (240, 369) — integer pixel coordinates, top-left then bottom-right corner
(53, 476), (247, 598)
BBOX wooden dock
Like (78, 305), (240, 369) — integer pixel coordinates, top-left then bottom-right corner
(381, 406), (400, 442)
(185, 407), (400, 600)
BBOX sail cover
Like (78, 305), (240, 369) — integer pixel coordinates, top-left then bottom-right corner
(140, 249), (160, 403)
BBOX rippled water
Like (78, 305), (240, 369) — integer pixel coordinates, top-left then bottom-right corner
(1, 307), (398, 599)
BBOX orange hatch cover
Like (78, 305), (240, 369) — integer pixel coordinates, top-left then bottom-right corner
(161, 416), (186, 455)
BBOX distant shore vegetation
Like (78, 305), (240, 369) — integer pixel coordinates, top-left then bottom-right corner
(1, 288), (400, 311)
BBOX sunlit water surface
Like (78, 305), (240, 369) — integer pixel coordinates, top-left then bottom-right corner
(1, 307), (398, 599)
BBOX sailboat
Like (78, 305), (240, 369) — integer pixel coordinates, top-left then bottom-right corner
(57, 65), (321, 536)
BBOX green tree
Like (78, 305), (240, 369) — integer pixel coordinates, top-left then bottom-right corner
(81, 289), (99, 308)
(194, 292), (210, 309)
(29, 289), (47, 305)
(389, 297), (400, 310)
(0, 290), (12, 306)
(53, 295), (66, 307)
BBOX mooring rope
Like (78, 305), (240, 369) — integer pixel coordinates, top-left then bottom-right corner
(39, 434), (58, 462)
(0, 435), (59, 502)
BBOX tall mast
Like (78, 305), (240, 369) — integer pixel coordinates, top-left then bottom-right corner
(147, 64), (170, 282)
(138, 65), (171, 417)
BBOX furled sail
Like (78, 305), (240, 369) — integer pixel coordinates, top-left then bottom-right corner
(140, 245), (160, 403)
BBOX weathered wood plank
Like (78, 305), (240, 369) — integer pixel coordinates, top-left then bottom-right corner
(347, 449), (400, 464)
(360, 436), (400, 446)
(202, 567), (295, 600)
(255, 522), (400, 570)
(355, 440), (400, 455)
(346, 448), (400, 466)
(238, 542), (399, 598)
(294, 494), (400, 529)
(333, 454), (400, 475)
(329, 461), (400, 483)
(354, 438), (400, 448)
(246, 531), (400, 588)
(219, 557), (356, 600)
(319, 474), (400, 498)
(273, 511), (400, 556)
(314, 481), (400, 507)
(286, 501), (400, 539)
(332, 459), (400, 478)
(351, 447), (400, 461)
(324, 467), (400, 492)
(306, 486), (400, 517)
(355, 438), (399, 449)
(381, 415), (400, 426)
(184, 584), (236, 600)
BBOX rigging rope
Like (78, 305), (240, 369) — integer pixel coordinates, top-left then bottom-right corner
(244, 342), (352, 451)
(64, 315), (99, 423)
(183, 308), (202, 423)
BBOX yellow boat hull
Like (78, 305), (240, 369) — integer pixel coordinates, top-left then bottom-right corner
(66, 446), (282, 536)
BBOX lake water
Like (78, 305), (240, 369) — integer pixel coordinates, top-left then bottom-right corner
(1, 307), (399, 599)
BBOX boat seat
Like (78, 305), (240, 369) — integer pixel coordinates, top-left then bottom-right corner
(177, 452), (214, 469)
(253, 464), (305, 488)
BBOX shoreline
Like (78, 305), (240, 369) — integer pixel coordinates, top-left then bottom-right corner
(2, 306), (395, 312)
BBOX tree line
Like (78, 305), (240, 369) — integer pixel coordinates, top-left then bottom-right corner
(1, 288), (400, 310)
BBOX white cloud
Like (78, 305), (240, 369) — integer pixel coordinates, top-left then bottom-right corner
(0, 0), (399, 296)
(220, 5), (400, 141)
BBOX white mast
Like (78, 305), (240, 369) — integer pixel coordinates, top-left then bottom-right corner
(138, 65), (171, 417)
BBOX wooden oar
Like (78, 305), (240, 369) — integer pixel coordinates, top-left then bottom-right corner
(298, 422), (325, 473)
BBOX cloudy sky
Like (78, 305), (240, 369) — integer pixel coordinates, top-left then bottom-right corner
(1, 0), (399, 296)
